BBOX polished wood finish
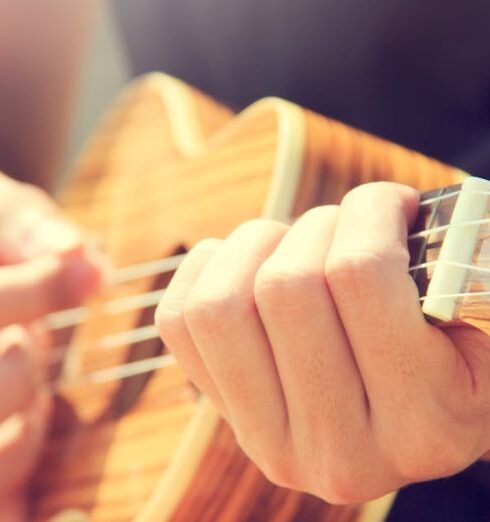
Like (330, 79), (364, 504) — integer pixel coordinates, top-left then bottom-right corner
(30, 73), (465, 521)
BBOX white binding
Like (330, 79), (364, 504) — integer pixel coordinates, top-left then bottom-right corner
(133, 73), (306, 521)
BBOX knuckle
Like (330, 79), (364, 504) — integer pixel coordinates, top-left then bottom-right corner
(254, 262), (324, 308)
(183, 288), (253, 335)
(342, 182), (395, 205)
(259, 455), (295, 490)
(190, 238), (221, 255)
(325, 252), (385, 297)
(317, 458), (369, 505)
(300, 205), (338, 222)
(154, 299), (186, 341)
(341, 183), (377, 206)
(244, 442), (295, 490)
(322, 475), (360, 505)
(234, 425), (295, 489)
(231, 218), (287, 243)
(325, 249), (409, 297)
(234, 218), (275, 235)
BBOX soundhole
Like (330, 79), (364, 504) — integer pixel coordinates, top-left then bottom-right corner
(112, 245), (188, 415)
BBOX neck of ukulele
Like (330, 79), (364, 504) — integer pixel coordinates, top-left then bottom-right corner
(410, 177), (490, 333)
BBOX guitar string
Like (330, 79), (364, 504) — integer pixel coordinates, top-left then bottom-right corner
(46, 207), (490, 330)
(408, 216), (490, 240)
(46, 231), (490, 358)
(48, 324), (160, 363)
(52, 257), (490, 364)
(46, 211), (490, 388)
(418, 189), (490, 207)
(45, 254), (186, 330)
(419, 190), (460, 206)
(47, 288), (166, 330)
(46, 228), (485, 331)
(45, 255), (185, 386)
(55, 287), (490, 390)
(419, 290), (490, 302)
(53, 353), (176, 390)
(50, 257), (490, 389)
(109, 253), (186, 285)
(409, 259), (490, 276)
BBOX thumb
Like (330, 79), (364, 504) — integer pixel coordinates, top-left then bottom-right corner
(0, 251), (103, 328)
(0, 209), (83, 264)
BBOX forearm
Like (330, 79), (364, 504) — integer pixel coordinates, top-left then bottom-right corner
(0, 1), (99, 191)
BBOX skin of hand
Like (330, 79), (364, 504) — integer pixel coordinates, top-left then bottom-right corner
(155, 182), (490, 504)
(0, 173), (104, 519)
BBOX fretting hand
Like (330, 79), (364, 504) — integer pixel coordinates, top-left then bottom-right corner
(0, 173), (104, 520)
(156, 182), (490, 503)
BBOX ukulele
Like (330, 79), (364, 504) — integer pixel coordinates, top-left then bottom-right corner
(29, 72), (485, 521)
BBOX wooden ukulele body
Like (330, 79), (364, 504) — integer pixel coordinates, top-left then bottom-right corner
(30, 73), (464, 521)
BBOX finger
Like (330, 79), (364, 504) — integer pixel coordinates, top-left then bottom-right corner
(0, 176), (106, 292)
(0, 211), (82, 264)
(0, 326), (40, 422)
(155, 239), (228, 416)
(0, 178), (80, 263)
(0, 388), (51, 494)
(183, 220), (289, 457)
(0, 251), (103, 328)
(324, 183), (454, 410)
(254, 207), (370, 460)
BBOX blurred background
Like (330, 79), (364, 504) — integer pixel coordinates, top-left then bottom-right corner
(65, 3), (129, 174)
(1, 1), (488, 191)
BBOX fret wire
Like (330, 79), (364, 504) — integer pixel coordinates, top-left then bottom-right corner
(54, 353), (176, 389)
(419, 190), (461, 206)
(410, 188), (444, 289)
(408, 216), (490, 240)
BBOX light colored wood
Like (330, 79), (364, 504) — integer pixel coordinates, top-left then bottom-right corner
(134, 398), (220, 522)
(30, 72), (465, 521)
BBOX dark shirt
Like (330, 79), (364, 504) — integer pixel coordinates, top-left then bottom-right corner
(114, 0), (490, 178)
(113, 2), (490, 520)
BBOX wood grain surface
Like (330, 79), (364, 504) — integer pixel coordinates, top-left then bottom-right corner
(30, 73), (465, 521)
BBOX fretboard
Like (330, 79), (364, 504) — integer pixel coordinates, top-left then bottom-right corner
(408, 177), (490, 333)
